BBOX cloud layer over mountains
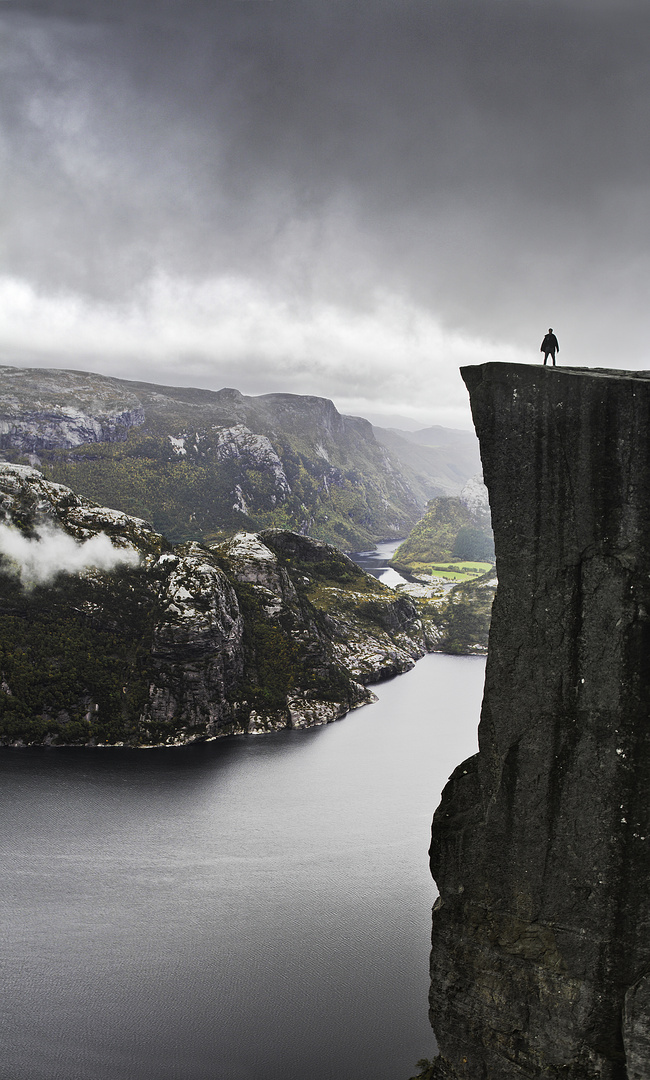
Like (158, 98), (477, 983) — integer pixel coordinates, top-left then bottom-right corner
(1, 1), (649, 425)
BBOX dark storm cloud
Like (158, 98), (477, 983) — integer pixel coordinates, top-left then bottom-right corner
(1, 0), (650, 408)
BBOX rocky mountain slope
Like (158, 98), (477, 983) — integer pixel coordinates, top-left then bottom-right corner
(399, 570), (496, 656)
(428, 364), (650, 1078)
(392, 475), (494, 569)
(0, 463), (430, 747)
(0, 365), (477, 549)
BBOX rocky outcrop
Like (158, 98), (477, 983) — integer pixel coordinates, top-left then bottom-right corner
(210, 424), (291, 501)
(0, 366), (145, 451)
(458, 475), (491, 523)
(428, 364), (650, 1078)
(0, 464), (427, 746)
(258, 528), (425, 683)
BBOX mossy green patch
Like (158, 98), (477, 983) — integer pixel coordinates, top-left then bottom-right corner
(0, 565), (156, 745)
(396, 560), (493, 583)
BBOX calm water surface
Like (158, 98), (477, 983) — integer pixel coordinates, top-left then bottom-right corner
(349, 539), (410, 587)
(0, 654), (485, 1080)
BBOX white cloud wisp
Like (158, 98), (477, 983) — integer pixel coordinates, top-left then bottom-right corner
(0, 521), (141, 585)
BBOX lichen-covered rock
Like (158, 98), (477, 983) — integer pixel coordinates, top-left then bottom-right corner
(259, 528), (426, 680)
(144, 545), (245, 738)
(0, 465), (429, 746)
(429, 364), (650, 1079)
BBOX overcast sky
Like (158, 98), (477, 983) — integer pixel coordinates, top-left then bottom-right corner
(1, 0), (649, 429)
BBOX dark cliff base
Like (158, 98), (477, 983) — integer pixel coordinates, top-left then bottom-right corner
(429, 365), (650, 1079)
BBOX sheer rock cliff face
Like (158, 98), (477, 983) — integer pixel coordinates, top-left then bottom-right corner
(429, 365), (650, 1079)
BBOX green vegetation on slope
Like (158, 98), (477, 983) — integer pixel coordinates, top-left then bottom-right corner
(412, 561), (493, 583)
(0, 566), (158, 746)
(408, 569), (496, 655)
(1, 367), (444, 549)
(222, 575), (357, 724)
(392, 495), (494, 581)
(7, 427), (415, 550)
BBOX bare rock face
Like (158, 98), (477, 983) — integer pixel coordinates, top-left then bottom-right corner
(458, 474), (490, 524)
(0, 366), (145, 450)
(0, 465), (428, 746)
(429, 365), (650, 1078)
(147, 545), (244, 732)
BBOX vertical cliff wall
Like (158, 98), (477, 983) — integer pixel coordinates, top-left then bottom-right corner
(429, 364), (650, 1079)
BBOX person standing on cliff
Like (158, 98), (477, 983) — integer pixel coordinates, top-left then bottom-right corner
(541, 328), (559, 366)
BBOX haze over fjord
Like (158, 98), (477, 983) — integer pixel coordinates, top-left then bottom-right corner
(1, 0), (648, 429)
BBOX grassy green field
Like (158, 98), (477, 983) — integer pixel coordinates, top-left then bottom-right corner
(397, 560), (494, 583)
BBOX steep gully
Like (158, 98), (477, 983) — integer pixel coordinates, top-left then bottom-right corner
(428, 365), (650, 1079)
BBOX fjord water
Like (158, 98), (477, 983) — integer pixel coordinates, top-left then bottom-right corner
(1, 654), (484, 1080)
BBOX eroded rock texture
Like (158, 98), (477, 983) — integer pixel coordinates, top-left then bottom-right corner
(0, 464), (428, 746)
(429, 364), (650, 1079)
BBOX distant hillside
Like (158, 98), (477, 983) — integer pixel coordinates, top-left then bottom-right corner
(392, 476), (494, 570)
(392, 475), (496, 654)
(398, 424), (479, 453)
(372, 425), (481, 502)
(0, 365), (478, 550)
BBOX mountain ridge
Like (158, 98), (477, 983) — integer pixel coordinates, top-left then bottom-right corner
(0, 364), (478, 549)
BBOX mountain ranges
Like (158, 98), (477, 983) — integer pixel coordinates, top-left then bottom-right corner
(0, 366), (492, 746)
(0, 364), (480, 550)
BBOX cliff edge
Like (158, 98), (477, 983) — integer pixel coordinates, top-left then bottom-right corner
(429, 364), (650, 1079)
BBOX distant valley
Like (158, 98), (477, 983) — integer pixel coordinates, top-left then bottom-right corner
(0, 365), (480, 550)
(0, 366), (493, 747)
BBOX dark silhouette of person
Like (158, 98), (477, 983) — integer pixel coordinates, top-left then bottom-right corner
(541, 328), (559, 366)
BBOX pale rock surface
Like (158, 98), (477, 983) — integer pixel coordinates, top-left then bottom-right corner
(458, 474), (491, 522)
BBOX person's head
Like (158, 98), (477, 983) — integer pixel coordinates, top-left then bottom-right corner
(548, 328), (553, 332)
